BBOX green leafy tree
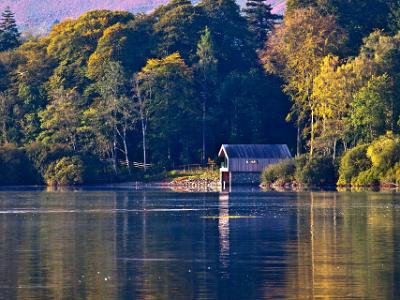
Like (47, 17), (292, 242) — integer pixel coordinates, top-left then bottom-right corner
(38, 88), (83, 152)
(0, 91), (15, 144)
(358, 31), (400, 131)
(153, 0), (204, 61)
(351, 75), (393, 142)
(17, 40), (56, 143)
(136, 53), (197, 167)
(47, 10), (134, 92)
(87, 16), (153, 80)
(88, 61), (132, 174)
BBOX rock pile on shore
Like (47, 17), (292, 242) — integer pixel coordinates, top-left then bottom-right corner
(170, 177), (219, 190)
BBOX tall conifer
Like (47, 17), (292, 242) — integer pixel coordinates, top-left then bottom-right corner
(243, 0), (281, 49)
(0, 7), (20, 51)
(196, 27), (218, 164)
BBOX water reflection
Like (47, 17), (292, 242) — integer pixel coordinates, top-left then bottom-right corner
(218, 193), (230, 276)
(0, 191), (400, 299)
(284, 192), (400, 299)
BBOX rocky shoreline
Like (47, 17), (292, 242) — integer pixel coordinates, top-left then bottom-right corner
(169, 177), (220, 191)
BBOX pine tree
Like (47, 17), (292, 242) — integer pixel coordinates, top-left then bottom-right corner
(243, 0), (281, 49)
(0, 7), (21, 52)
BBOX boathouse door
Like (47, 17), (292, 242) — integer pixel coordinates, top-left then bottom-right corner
(221, 171), (230, 190)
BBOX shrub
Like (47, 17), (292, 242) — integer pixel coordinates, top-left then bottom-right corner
(44, 156), (84, 186)
(337, 145), (371, 186)
(261, 159), (296, 184)
(26, 142), (72, 174)
(351, 169), (380, 187)
(295, 154), (337, 186)
(43, 154), (116, 186)
(381, 163), (400, 186)
(367, 136), (400, 176)
(261, 155), (337, 187)
(0, 144), (41, 185)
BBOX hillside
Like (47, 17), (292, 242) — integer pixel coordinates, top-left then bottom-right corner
(0, 0), (285, 33)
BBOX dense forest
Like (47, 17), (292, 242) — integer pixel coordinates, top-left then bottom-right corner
(2, 0), (400, 187)
(0, 0), (292, 185)
(262, 0), (400, 188)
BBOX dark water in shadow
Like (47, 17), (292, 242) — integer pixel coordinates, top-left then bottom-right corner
(0, 190), (400, 299)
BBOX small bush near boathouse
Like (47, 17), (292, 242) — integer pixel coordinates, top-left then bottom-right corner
(261, 154), (337, 188)
(261, 159), (296, 185)
(295, 155), (337, 187)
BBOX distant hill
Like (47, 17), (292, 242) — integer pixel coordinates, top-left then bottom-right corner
(0, 0), (285, 34)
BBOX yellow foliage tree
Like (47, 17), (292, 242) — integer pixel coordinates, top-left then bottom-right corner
(263, 7), (346, 158)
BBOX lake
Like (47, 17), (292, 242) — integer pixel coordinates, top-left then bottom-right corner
(0, 188), (399, 299)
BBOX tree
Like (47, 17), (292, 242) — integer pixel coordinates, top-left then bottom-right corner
(217, 71), (260, 143)
(87, 16), (153, 80)
(243, 0), (281, 50)
(153, 0), (204, 61)
(312, 55), (365, 157)
(358, 31), (400, 131)
(263, 7), (346, 158)
(132, 75), (151, 171)
(0, 7), (20, 52)
(287, 0), (397, 54)
(47, 10), (134, 92)
(389, 0), (400, 33)
(0, 91), (15, 144)
(38, 88), (83, 152)
(195, 27), (218, 164)
(330, 0), (394, 52)
(199, 0), (256, 74)
(135, 53), (197, 167)
(17, 40), (56, 143)
(286, 0), (318, 11)
(351, 75), (393, 142)
(90, 61), (134, 175)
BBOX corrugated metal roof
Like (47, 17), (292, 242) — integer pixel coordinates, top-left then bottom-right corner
(219, 144), (292, 159)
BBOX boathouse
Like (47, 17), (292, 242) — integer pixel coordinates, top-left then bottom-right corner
(218, 144), (292, 186)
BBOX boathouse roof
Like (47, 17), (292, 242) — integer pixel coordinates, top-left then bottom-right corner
(218, 144), (292, 159)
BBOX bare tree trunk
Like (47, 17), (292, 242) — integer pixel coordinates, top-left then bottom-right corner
(1, 121), (7, 145)
(297, 120), (301, 157)
(310, 109), (315, 160)
(202, 100), (206, 165)
(332, 138), (337, 163)
(113, 125), (118, 175)
(122, 125), (131, 175)
(141, 118), (147, 172)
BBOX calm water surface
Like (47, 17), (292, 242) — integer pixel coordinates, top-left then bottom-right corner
(0, 188), (400, 299)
